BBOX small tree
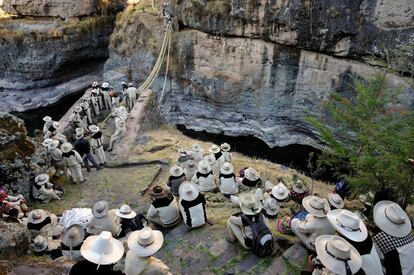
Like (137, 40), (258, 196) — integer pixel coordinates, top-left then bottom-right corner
(306, 72), (414, 208)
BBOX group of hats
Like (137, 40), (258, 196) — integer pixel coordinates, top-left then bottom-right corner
(43, 116), (60, 130)
(35, 173), (50, 186)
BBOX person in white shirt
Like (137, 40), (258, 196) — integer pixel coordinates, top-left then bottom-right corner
(192, 160), (215, 193)
(179, 182), (207, 229)
(218, 162), (238, 196)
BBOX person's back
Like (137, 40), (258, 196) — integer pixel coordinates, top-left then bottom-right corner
(180, 193), (207, 228)
(74, 138), (90, 156)
(194, 172), (215, 192)
(150, 195), (180, 226)
(219, 173), (237, 195)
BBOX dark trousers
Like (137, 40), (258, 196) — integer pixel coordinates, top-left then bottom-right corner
(83, 153), (99, 169)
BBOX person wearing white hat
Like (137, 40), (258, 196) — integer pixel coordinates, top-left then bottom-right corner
(176, 148), (192, 170)
(42, 138), (53, 166)
(263, 197), (280, 219)
(44, 121), (61, 140)
(80, 96), (93, 125)
(124, 227), (171, 275)
(218, 162), (238, 196)
(327, 209), (384, 275)
(61, 224), (86, 260)
(327, 193), (345, 210)
(192, 160), (216, 193)
(115, 204), (147, 238)
(42, 116), (53, 134)
(167, 165), (186, 196)
(184, 160), (197, 181)
(204, 154), (220, 176)
(74, 130), (101, 172)
(290, 180), (309, 204)
(126, 83), (138, 111)
(313, 235), (363, 275)
(87, 200), (120, 237)
(101, 82), (112, 111)
(26, 209), (59, 239)
(146, 186), (181, 228)
(210, 144), (225, 169)
(372, 201), (414, 275)
(240, 167), (263, 189)
(32, 173), (62, 202)
(291, 196), (335, 251)
(220, 143), (232, 163)
(48, 139), (67, 177)
(107, 109), (126, 152)
(179, 182), (207, 229)
(61, 142), (85, 184)
(89, 125), (106, 166)
(270, 182), (290, 202)
(69, 106), (89, 133)
(190, 143), (204, 163)
(69, 231), (124, 275)
(32, 234), (62, 258)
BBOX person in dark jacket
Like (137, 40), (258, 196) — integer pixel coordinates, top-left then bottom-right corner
(74, 130), (100, 172)
(114, 204), (147, 238)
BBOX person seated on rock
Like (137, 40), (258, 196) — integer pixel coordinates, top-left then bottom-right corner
(32, 173), (63, 203)
(291, 196), (335, 251)
(32, 234), (62, 259)
(270, 182), (290, 203)
(327, 193), (344, 210)
(204, 153), (220, 176)
(218, 162), (238, 197)
(192, 160), (215, 193)
(101, 82), (113, 111)
(61, 142), (85, 184)
(290, 180), (309, 204)
(239, 167), (263, 189)
(146, 186), (181, 228)
(209, 144), (224, 170)
(176, 148), (192, 169)
(262, 197), (280, 219)
(184, 160), (197, 181)
(42, 116), (53, 134)
(327, 209), (384, 275)
(167, 165), (186, 197)
(372, 201), (414, 275)
(179, 182), (207, 229)
(124, 227), (171, 275)
(226, 193), (275, 256)
(115, 204), (147, 238)
(220, 143), (232, 163)
(87, 200), (120, 237)
(69, 231), (124, 275)
(0, 187), (28, 219)
(61, 224), (86, 260)
(190, 143), (204, 163)
(25, 209), (59, 239)
(74, 130), (101, 172)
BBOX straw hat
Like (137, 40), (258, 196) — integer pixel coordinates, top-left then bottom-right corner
(373, 200), (411, 238)
(61, 142), (73, 153)
(327, 209), (368, 242)
(35, 173), (49, 185)
(33, 235), (48, 252)
(101, 82), (109, 89)
(328, 193), (345, 209)
(92, 81), (99, 88)
(239, 193), (263, 215)
(81, 231), (124, 265)
(315, 235), (362, 275)
(292, 180), (307, 194)
(115, 204), (136, 219)
(209, 144), (221, 154)
(263, 197), (280, 216)
(74, 106), (82, 113)
(192, 143), (202, 152)
(187, 160), (196, 170)
(89, 125), (100, 133)
(42, 138), (53, 147)
(62, 224), (85, 248)
(75, 131), (84, 140)
(43, 116), (52, 122)
(149, 186), (167, 198)
(197, 160), (212, 174)
(27, 209), (48, 224)
(303, 196), (329, 217)
(48, 139), (60, 150)
(220, 162), (234, 175)
(127, 227), (164, 257)
(170, 165), (184, 177)
(52, 122), (60, 129)
(220, 143), (231, 152)
(272, 183), (290, 200)
(244, 168), (259, 181)
(179, 181), (200, 201)
(92, 200), (109, 218)
(128, 83), (134, 87)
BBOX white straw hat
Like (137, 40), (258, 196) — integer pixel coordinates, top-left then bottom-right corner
(81, 231), (124, 265)
(92, 200), (109, 218)
(272, 183), (290, 200)
(42, 138), (53, 147)
(204, 154), (216, 166)
(27, 209), (48, 224)
(197, 160), (212, 174)
(209, 144), (221, 154)
(102, 82), (109, 88)
(220, 143), (231, 152)
(170, 165), (184, 177)
(92, 81), (98, 87)
(187, 160), (196, 169)
(62, 224), (85, 248)
(373, 200), (411, 238)
(89, 125), (100, 133)
(179, 181), (200, 201)
(303, 196), (329, 217)
(61, 142), (73, 153)
(292, 180), (307, 194)
(75, 131), (84, 140)
(43, 116), (52, 122)
(35, 173), (49, 185)
(192, 143), (202, 152)
(48, 139), (60, 150)
(328, 193), (345, 209)
(220, 162), (234, 175)
(52, 122), (60, 129)
(327, 209), (368, 242)
(74, 106), (82, 113)
(315, 235), (362, 275)
(115, 204), (136, 219)
(127, 227), (164, 257)
(263, 197), (280, 216)
(33, 235), (48, 252)
(244, 168), (259, 181)
(239, 193), (263, 215)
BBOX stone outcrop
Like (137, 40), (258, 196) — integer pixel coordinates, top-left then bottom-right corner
(0, 220), (31, 259)
(104, 1), (414, 148)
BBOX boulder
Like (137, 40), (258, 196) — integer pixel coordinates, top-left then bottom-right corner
(0, 220), (31, 259)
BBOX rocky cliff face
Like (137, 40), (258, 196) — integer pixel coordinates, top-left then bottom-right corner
(104, 0), (414, 148)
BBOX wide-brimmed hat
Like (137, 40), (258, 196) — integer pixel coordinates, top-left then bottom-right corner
(42, 138), (53, 147)
(187, 160), (196, 169)
(244, 168), (259, 181)
(62, 224), (85, 248)
(115, 204), (136, 219)
(272, 183), (290, 200)
(197, 160), (212, 174)
(220, 162), (234, 175)
(127, 227), (164, 257)
(92, 200), (109, 218)
(101, 82), (109, 88)
(327, 209), (368, 242)
(92, 81), (98, 87)
(179, 181), (199, 201)
(373, 200), (411, 238)
(33, 235), (48, 252)
(75, 131), (84, 140)
(61, 142), (73, 153)
(239, 193), (263, 215)
(48, 139), (60, 150)
(328, 193), (345, 209)
(89, 125), (100, 133)
(35, 173), (49, 185)
(209, 144), (221, 154)
(74, 106), (82, 113)
(52, 122), (60, 129)
(28, 209), (48, 224)
(292, 180), (307, 194)
(192, 143), (202, 152)
(263, 198), (280, 216)
(149, 186), (167, 198)
(170, 165), (184, 177)
(43, 116), (52, 122)
(220, 143), (231, 152)
(316, 235), (362, 275)
(81, 231), (124, 265)
(303, 196), (329, 217)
